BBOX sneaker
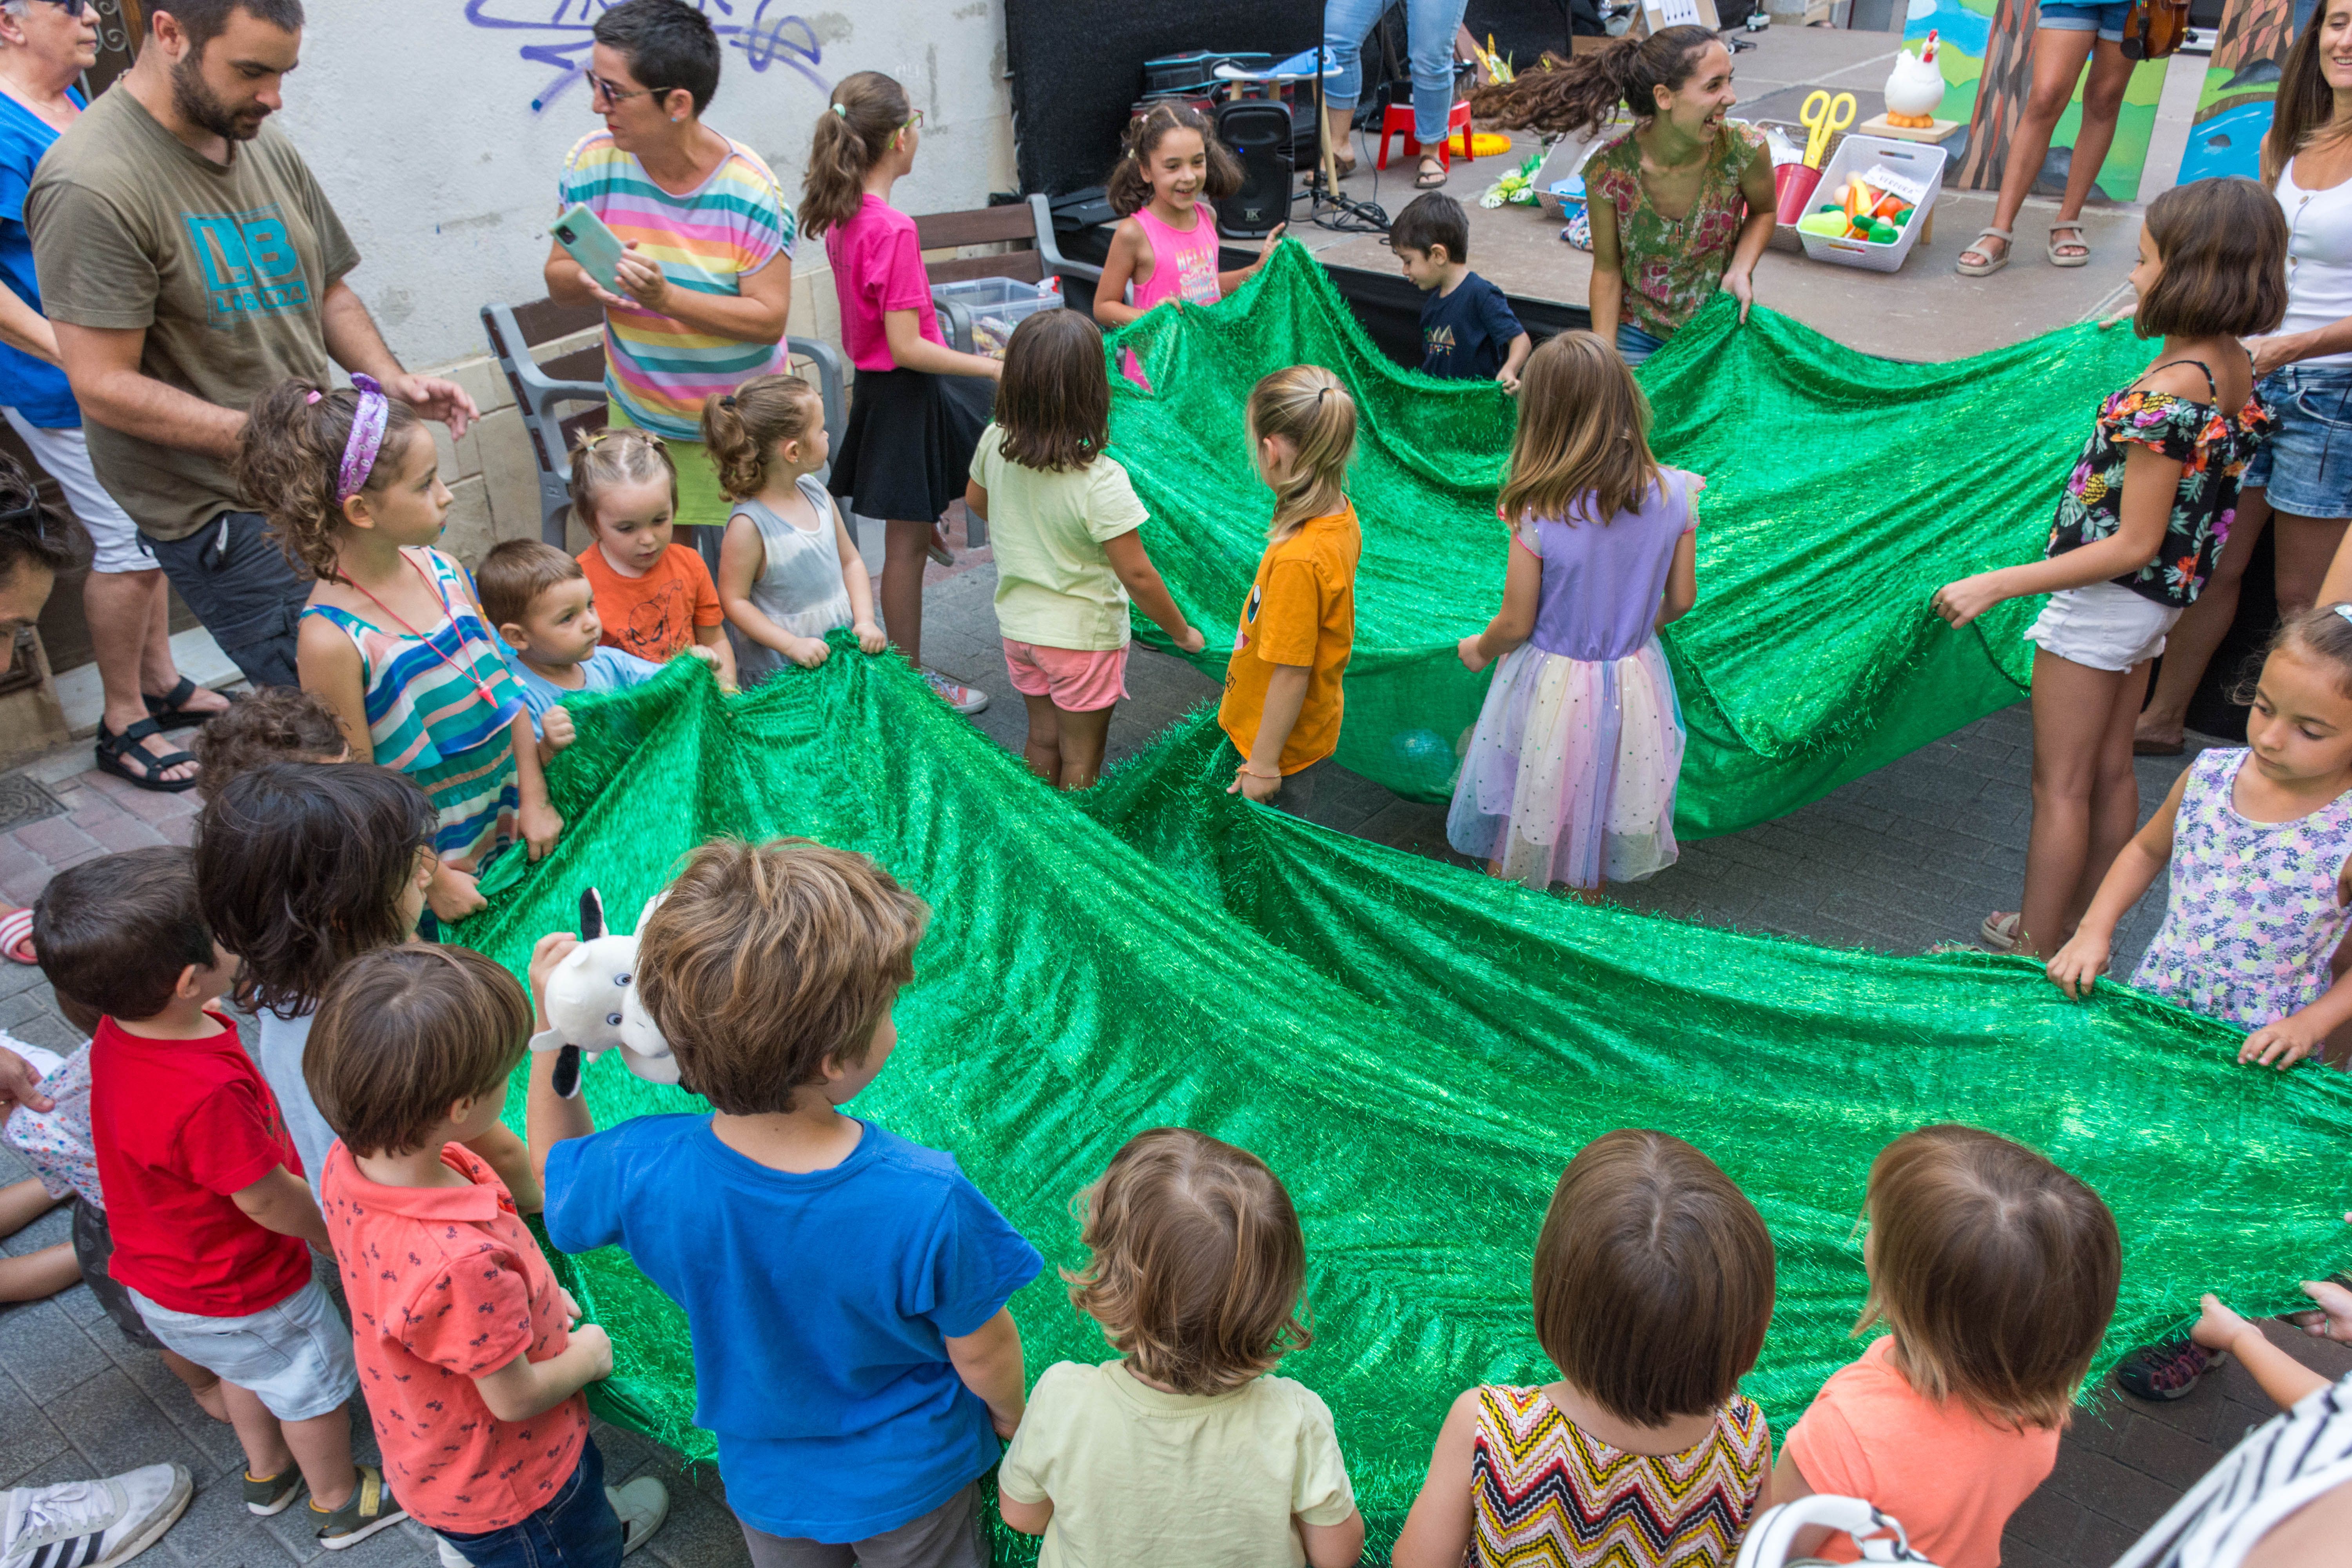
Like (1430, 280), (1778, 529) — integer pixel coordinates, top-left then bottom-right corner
(312, 1465), (407, 1551)
(608, 1478), (670, 1558)
(2, 1463), (192, 1568)
(242, 1468), (302, 1517)
(922, 670), (989, 715)
(2117, 1337), (2216, 1401)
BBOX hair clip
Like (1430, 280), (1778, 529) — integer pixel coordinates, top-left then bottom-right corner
(305, 390), (323, 405)
(720, 394), (737, 408)
(1315, 387), (1331, 403)
(2335, 604), (2352, 628)
(831, 102), (849, 119)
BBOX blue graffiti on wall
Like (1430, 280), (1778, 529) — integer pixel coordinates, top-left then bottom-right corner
(463, 1), (827, 111)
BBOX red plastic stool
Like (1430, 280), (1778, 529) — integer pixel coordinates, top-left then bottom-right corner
(1375, 99), (1474, 172)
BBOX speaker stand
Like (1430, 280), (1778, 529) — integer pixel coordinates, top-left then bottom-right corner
(1296, 2), (1392, 236)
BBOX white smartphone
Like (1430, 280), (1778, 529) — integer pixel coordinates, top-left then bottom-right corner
(551, 203), (626, 294)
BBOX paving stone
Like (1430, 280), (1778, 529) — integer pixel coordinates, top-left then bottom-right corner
(42, 1364), (212, 1479)
(0, 1297), (113, 1401)
(0, 1364), (71, 1482)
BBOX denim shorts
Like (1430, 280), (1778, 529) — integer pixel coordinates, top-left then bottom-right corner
(1615, 322), (1668, 367)
(439, 1435), (620, 1568)
(2039, 0), (2132, 40)
(2244, 363), (2352, 520)
(126, 1276), (358, 1422)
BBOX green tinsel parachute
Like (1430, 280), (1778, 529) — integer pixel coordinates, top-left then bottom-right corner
(466, 653), (2352, 1561)
(1103, 242), (2156, 833)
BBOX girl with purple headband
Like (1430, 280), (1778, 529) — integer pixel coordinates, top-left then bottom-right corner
(235, 376), (563, 925)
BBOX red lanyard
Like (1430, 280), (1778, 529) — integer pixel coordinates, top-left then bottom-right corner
(341, 552), (505, 712)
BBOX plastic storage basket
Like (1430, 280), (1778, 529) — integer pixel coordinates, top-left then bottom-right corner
(930, 276), (1064, 358)
(1795, 133), (1945, 274)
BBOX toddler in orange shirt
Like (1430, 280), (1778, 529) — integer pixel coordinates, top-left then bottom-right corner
(569, 428), (738, 690)
(309, 944), (670, 1565)
(1769, 1125), (2121, 1568)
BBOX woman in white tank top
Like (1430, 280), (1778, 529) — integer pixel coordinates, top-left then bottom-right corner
(2136, 0), (2352, 754)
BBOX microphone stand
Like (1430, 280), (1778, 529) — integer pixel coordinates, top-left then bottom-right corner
(1296, 0), (1392, 233)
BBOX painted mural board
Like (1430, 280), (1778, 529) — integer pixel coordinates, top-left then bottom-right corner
(2180, 0), (2310, 182)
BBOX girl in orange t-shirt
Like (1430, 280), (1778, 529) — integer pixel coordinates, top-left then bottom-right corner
(1769, 1126), (2122, 1568)
(1218, 365), (1362, 813)
(567, 428), (738, 690)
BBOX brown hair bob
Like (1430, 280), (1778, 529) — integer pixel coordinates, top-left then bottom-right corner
(236, 378), (428, 579)
(1501, 331), (1662, 526)
(635, 837), (929, 1115)
(2134, 178), (2287, 341)
(994, 310), (1109, 474)
(801, 71), (910, 240)
(1064, 1128), (1312, 1396)
(306, 946), (532, 1158)
(1107, 100), (1243, 217)
(1532, 1129), (1775, 1427)
(701, 374), (825, 499)
(1860, 1125), (2120, 1431)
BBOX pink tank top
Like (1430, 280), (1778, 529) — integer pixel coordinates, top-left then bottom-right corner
(1122, 205), (1223, 388)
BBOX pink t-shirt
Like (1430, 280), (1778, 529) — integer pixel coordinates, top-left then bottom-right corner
(1782, 1338), (2058, 1568)
(823, 194), (944, 372)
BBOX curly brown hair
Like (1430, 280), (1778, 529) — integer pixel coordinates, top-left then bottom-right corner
(700, 375), (824, 499)
(1063, 1128), (1312, 1395)
(1107, 100), (1243, 217)
(234, 378), (426, 579)
(191, 686), (348, 795)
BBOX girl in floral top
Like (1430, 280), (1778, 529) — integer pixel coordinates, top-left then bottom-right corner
(1550, 27), (1775, 367)
(1933, 178), (2285, 962)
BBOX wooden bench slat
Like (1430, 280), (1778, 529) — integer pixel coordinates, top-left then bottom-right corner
(913, 206), (1038, 250)
(511, 297), (606, 345)
(925, 252), (1046, 286)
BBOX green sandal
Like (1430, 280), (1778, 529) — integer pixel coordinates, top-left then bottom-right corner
(243, 1468), (301, 1516)
(313, 1465), (407, 1550)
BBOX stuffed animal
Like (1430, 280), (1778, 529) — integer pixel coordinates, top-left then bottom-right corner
(528, 888), (682, 1099)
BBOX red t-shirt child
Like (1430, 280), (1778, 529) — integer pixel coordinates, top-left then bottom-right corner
(87, 1012), (312, 1317)
(577, 542), (721, 662)
(319, 1141), (588, 1534)
(823, 194), (946, 372)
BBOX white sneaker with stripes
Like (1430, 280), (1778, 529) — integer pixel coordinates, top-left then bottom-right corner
(0, 1464), (191, 1568)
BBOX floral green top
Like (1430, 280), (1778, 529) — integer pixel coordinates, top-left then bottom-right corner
(1584, 120), (1768, 339)
(2046, 361), (2270, 609)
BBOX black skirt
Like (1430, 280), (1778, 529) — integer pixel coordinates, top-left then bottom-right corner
(828, 366), (994, 523)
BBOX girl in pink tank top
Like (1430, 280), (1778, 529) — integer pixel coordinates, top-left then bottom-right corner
(1094, 102), (1283, 387)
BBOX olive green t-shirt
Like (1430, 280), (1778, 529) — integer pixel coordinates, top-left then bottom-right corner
(26, 86), (358, 540)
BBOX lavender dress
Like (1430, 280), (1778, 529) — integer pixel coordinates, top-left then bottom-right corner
(2131, 747), (2352, 1030)
(1447, 472), (1695, 891)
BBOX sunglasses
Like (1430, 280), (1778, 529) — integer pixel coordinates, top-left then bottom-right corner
(26, 0), (89, 15)
(586, 71), (678, 107)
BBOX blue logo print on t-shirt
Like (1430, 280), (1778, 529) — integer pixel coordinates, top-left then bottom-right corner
(183, 205), (309, 325)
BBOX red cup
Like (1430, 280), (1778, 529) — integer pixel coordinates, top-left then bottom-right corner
(1774, 163), (1823, 226)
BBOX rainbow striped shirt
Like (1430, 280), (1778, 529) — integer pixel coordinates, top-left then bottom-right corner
(558, 131), (795, 439)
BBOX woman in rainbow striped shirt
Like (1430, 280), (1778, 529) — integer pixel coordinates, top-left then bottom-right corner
(543, 0), (794, 579)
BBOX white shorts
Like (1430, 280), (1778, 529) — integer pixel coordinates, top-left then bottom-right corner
(126, 1276), (358, 1423)
(2024, 580), (2181, 672)
(0, 410), (154, 575)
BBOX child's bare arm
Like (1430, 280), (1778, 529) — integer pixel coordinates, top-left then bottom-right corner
(1093, 222), (1147, 328)
(297, 620), (376, 764)
(943, 1306), (1025, 1438)
(1298, 1509), (1365, 1568)
(2193, 1294), (2332, 1409)
(1764, 1446), (1829, 1558)
(998, 1492), (1053, 1535)
(525, 934), (596, 1191)
(2049, 766), (2192, 999)
(1497, 331), (1533, 389)
(1102, 530), (1203, 653)
(231, 1165), (330, 1248)
(1657, 528), (1698, 626)
(461, 1123), (543, 1214)
(1461, 532), (1543, 672)
(832, 499), (886, 651)
(693, 623), (738, 690)
(1218, 224), (1284, 294)
(511, 711), (563, 861)
(1233, 663), (1310, 804)
(473, 1321), (613, 1422)
(1389, 1388), (1481, 1568)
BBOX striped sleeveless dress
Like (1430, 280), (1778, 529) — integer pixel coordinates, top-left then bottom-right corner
(1468, 1385), (1770, 1568)
(301, 548), (526, 869)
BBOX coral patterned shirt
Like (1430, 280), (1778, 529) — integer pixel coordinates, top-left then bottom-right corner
(320, 1142), (588, 1534)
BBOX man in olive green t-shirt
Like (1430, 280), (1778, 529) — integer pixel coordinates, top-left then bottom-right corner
(26, 0), (475, 691)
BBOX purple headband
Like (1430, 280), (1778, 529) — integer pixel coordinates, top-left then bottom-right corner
(307, 374), (390, 503)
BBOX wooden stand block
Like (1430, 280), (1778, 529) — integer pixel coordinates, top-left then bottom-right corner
(1856, 113), (1963, 143)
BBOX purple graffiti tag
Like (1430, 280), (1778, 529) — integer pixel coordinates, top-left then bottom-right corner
(461, 0), (828, 112)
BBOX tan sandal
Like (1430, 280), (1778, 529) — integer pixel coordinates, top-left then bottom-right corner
(1980, 911), (2023, 952)
(2047, 223), (2089, 267)
(1957, 226), (2012, 277)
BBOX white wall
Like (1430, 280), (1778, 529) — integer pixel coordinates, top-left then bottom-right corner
(276, 0), (1019, 370)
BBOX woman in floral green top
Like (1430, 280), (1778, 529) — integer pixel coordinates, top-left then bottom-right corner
(1926, 179), (2285, 965)
(1546, 27), (1775, 367)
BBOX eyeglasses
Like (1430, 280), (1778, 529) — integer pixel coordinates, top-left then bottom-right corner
(902, 109), (926, 132)
(585, 71), (677, 108)
(34, 0), (89, 16)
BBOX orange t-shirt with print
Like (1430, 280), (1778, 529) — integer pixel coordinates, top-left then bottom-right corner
(577, 541), (722, 661)
(319, 1142), (588, 1534)
(1218, 505), (1361, 774)
(1782, 1337), (2059, 1568)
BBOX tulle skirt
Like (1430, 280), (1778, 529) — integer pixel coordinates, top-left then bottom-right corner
(1446, 637), (1686, 891)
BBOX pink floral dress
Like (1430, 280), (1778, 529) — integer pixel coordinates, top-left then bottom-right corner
(1583, 122), (1767, 339)
(2131, 747), (2352, 1031)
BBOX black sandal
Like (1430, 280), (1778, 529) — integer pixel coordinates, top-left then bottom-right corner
(95, 717), (200, 792)
(141, 675), (230, 731)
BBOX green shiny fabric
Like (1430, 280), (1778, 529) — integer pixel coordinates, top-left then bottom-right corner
(464, 653), (2352, 1559)
(1104, 243), (2156, 834)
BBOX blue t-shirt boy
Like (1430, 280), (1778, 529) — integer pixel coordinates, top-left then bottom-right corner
(543, 1115), (1042, 1541)
(1419, 271), (1524, 381)
(504, 644), (662, 735)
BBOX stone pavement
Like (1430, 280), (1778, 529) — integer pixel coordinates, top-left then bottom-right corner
(0, 544), (2343, 1565)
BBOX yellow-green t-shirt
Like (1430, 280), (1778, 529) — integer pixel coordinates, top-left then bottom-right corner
(969, 426), (1152, 651)
(996, 1360), (1357, 1568)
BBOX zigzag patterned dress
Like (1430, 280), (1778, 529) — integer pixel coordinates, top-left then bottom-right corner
(1467, 1385), (1769, 1568)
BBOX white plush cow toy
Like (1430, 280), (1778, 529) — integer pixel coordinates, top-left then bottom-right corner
(528, 888), (681, 1099)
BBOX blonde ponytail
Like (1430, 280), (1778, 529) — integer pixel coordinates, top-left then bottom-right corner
(1246, 366), (1356, 541)
(800, 71), (911, 239)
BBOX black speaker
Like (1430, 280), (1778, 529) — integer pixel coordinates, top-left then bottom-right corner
(1216, 101), (1293, 239)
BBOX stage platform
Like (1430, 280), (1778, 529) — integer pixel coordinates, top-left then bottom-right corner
(1227, 24), (2161, 362)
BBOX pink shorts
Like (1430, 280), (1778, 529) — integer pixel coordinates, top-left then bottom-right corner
(1001, 639), (1130, 711)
